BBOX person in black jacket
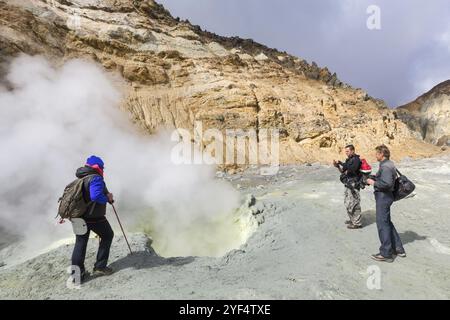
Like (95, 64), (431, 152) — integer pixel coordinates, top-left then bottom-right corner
(367, 145), (406, 262)
(333, 145), (363, 229)
(71, 155), (115, 281)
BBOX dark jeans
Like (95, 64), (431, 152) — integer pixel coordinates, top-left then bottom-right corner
(71, 219), (114, 273)
(375, 191), (405, 258)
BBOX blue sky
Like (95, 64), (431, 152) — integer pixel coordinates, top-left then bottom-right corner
(158, 0), (450, 106)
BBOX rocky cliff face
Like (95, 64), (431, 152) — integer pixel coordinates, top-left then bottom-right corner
(397, 80), (450, 147)
(0, 0), (440, 163)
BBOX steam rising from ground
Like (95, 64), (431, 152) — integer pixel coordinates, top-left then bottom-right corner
(0, 55), (252, 259)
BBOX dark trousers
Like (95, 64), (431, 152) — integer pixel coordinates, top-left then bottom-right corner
(375, 192), (404, 258)
(71, 219), (114, 273)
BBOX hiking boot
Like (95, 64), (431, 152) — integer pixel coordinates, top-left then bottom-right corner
(371, 253), (394, 263)
(69, 270), (89, 284)
(80, 271), (89, 283)
(394, 250), (407, 258)
(347, 224), (362, 229)
(93, 266), (114, 276)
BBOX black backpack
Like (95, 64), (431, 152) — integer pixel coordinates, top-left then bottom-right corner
(393, 169), (416, 201)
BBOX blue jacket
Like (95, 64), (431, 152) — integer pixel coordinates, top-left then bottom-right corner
(89, 176), (108, 205)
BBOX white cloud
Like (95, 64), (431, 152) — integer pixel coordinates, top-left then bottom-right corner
(0, 55), (242, 258)
(437, 28), (450, 53)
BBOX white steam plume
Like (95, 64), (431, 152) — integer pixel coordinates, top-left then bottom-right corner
(0, 55), (250, 259)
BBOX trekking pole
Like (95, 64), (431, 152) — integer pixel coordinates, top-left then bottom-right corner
(111, 203), (133, 255)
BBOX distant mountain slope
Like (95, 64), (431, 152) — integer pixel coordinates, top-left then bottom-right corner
(397, 80), (450, 146)
(0, 0), (440, 163)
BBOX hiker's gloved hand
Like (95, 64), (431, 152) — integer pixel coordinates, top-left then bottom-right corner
(333, 160), (339, 168)
(107, 193), (115, 204)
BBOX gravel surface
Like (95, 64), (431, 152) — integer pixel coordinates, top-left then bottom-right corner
(1, 155), (449, 299)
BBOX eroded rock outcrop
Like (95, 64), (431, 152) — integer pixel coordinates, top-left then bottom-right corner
(397, 80), (450, 147)
(0, 0), (441, 163)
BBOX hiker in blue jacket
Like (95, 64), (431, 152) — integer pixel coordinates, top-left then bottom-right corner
(71, 155), (115, 281)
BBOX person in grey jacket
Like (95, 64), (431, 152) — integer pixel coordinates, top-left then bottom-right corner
(367, 145), (406, 262)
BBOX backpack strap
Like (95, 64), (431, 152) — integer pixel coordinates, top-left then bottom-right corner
(82, 174), (101, 213)
(86, 201), (97, 217)
(81, 174), (101, 198)
(396, 169), (403, 177)
(83, 174), (101, 181)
